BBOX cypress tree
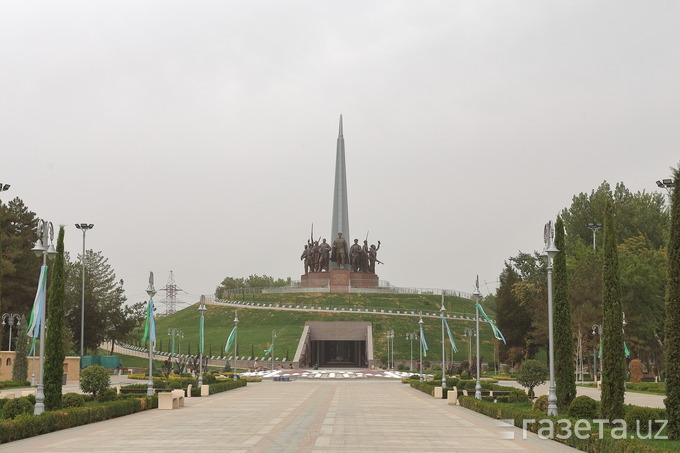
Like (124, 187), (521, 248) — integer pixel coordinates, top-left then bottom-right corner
(12, 315), (28, 381)
(44, 226), (65, 411)
(553, 216), (576, 410)
(665, 167), (680, 439)
(600, 199), (626, 420)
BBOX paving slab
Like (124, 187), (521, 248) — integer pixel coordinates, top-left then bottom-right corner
(0, 380), (580, 453)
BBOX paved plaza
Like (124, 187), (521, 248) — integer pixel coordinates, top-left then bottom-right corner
(0, 379), (580, 453)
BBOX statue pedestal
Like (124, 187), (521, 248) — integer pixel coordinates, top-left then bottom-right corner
(301, 270), (379, 292)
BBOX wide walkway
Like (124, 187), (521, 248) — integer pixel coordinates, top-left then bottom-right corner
(0, 380), (579, 453)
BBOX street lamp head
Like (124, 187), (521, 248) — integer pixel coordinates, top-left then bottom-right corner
(76, 223), (94, 230)
(198, 303), (207, 313)
(234, 312), (239, 324)
(663, 179), (674, 186)
(440, 304), (446, 314)
(0, 183), (10, 192)
(546, 241), (559, 260)
(46, 242), (57, 259)
(32, 239), (46, 257)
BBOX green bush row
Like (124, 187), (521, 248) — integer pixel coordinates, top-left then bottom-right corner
(458, 396), (670, 453)
(626, 382), (665, 394)
(0, 396), (157, 444)
(208, 379), (247, 395)
(0, 381), (31, 389)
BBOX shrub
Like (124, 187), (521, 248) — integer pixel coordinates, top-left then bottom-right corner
(516, 360), (548, 398)
(25, 394), (36, 405)
(568, 395), (598, 419)
(80, 365), (111, 400)
(2, 398), (33, 420)
(98, 388), (117, 402)
(62, 393), (85, 408)
(630, 359), (642, 383)
(532, 395), (548, 412)
(507, 388), (529, 403)
(625, 406), (666, 436)
(208, 379), (247, 395)
(202, 374), (217, 385)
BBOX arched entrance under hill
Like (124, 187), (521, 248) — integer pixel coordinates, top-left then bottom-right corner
(293, 321), (376, 369)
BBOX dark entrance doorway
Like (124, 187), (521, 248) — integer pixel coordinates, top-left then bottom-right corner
(311, 340), (366, 367)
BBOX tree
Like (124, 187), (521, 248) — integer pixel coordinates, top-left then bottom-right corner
(44, 225), (65, 411)
(215, 274), (291, 299)
(516, 359), (548, 399)
(79, 365), (110, 400)
(12, 315), (28, 381)
(665, 166), (680, 440)
(0, 198), (40, 315)
(600, 199), (626, 421)
(553, 216), (576, 411)
(495, 263), (532, 362)
(65, 250), (135, 354)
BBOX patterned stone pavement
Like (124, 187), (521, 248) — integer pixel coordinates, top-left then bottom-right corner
(0, 380), (581, 453)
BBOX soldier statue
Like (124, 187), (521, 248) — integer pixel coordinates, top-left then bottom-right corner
(330, 232), (349, 269)
(318, 238), (331, 272)
(300, 244), (310, 274)
(368, 241), (381, 274)
(350, 239), (362, 272)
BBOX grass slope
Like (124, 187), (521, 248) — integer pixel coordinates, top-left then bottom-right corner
(133, 293), (498, 366)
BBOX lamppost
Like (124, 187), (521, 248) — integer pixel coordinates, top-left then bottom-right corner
(472, 278), (482, 400)
(440, 301), (446, 390)
(406, 332), (417, 371)
(233, 312), (239, 380)
(463, 327), (476, 374)
(577, 329), (584, 383)
(543, 221), (559, 416)
(592, 324), (602, 383)
(271, 330), (277, 370)
(75, 223), (93, 357)
(2, 314), (20, 351)
(31, 219), (56, 415)
(587, 223), (602, 251)
(386, 330), (394, 369)
(146, 273), (156, 397)
(167, 328), (184, 361)
(657, 178), (675, 195)
(418, 316), (424, 382)
(198, 298), (207, 388)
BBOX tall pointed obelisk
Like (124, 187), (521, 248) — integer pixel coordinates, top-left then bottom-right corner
(330, 114), (350, 270)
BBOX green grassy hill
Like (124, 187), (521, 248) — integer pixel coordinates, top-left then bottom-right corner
(130, 292), (499, 367)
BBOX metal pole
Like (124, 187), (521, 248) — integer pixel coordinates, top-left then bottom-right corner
(233, 312), (238, 381)
(146, 274), (156, 397)
(545, 222), (559, 416)
(441, 299), (446, 390)
(198, 299), (206, 388)
(80, 229), (86, 356)
(33, 219), (54, 415)
(419, 316), (423, 382)
(475, 303), (481, 399)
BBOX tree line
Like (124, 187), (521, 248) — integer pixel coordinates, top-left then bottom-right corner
(495, 181), (669, 375)
(0, 196), (144, 356)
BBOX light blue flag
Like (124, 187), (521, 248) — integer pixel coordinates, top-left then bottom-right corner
(443, 317), (459, 353)
(225, 326), (237, 353)
(141, 298), (156, 343)
(476, 303), (506, 344)
(419, 325), (428, 357)
(26, 265), (48, 355)
(263, 343), (274, 357)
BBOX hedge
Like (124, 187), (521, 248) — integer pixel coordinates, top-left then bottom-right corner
(0, 396), (157, 444)
(209, 380), (247, 395)
(458, 396), (671, 452)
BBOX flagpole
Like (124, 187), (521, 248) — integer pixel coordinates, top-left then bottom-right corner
(233, 312), (239, 381)
(441, 296), (446, 391)
(146, 273), (156, 397)
(473, 277), (482, 400)
(418, 314), (424, 382)
(198, 297), (207, 389)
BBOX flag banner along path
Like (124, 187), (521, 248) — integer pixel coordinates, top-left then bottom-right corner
(420, 325), (428, 357)
(476, 303), (506, 344)
(141, 298), (156, 343)
(443, 317), (458, 353)
(26, 265), (48, 355)
(225, 326), (237, 353)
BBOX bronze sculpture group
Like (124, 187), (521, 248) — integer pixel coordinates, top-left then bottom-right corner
(301, 232), (381, 274)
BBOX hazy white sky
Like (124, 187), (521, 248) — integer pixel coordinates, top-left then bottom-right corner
(1, 1), (677, 309)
